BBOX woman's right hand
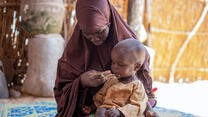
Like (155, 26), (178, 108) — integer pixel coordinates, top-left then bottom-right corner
(80, 70), (108, 87)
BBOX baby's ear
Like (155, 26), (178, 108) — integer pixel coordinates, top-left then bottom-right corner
(134, 63), (142, 71)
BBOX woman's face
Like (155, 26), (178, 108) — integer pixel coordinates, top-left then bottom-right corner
(82, 25), (109, 45)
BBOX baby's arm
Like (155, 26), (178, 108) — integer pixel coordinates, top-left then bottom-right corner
(117, 81), (148, 117)
(93, 72), (118, 107)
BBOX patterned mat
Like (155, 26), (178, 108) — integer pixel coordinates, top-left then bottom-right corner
(0, 101), (198, 117)
(154, 107), (198, 117)
(0, 102), (57, 117)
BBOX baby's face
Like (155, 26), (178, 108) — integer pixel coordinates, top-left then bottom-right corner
(111, 49), (136, 78)
(81, 25), (109, 46)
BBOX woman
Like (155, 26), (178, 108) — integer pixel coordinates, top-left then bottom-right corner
(54, 0), (157, 116)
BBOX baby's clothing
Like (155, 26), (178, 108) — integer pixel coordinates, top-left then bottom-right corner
(93, 77), (148, 117)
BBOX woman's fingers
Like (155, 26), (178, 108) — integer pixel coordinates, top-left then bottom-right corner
(102, 70), (111, 75)
(105, 74), (115, 78)
(98, 76), (106, 83)
(91, 77), (105, 87)
(82, 70), (115, 87)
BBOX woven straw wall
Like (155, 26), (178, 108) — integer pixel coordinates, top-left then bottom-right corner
(109, 0), (128, 20)
(0, 0), (28, 87)
(151, 0), (208, 82)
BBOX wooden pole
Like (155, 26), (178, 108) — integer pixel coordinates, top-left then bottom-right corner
(143, 0), (152, 47)
(147, 0), (152, 47)
(124, 0), (128, 21)
(63, 0), (67, 40)
(127, 0), (145, 41)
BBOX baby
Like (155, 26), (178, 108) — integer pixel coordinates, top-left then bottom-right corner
(82, 38), (159, 117)
(93, 38), (148, 117)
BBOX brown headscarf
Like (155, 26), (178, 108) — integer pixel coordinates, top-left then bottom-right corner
(54, 0), (155, 116)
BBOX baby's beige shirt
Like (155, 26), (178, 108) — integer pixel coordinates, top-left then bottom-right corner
(93, 77), (148, 117)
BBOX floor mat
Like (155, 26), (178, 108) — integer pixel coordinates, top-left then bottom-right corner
(0, 101), (198, 117)
(154, 107), (198, 117)
(0, 102), (57, 117)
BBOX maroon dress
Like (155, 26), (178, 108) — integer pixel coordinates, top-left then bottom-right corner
(54, 0), (156, 116)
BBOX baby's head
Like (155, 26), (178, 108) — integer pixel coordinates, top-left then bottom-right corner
(111, 38), (146, 78)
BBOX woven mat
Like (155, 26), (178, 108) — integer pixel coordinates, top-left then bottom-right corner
(0, 101), (198, 117)
(0, 102), (57, 117)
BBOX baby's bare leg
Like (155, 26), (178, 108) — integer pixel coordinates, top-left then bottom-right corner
(95, 108), (106, 117)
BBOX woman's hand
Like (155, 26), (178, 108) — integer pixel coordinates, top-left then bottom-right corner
(145, 102), (159, 117)
(145, 110), (159, 117)
(81, 70), (109, 87)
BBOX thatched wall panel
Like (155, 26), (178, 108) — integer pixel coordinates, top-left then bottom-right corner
(151, 0), (208, 82)
(151, 0), (208, 31)
(0, 0), (28, 87)
(109, 0), (126, 19)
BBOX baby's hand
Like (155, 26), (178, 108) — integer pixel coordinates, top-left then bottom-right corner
(105, 109), (121, 117)
(82, 105), (91, 115)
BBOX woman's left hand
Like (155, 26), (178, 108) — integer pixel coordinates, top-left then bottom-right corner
(80, 70), (105, 87)
(145, 110), (159, 117)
